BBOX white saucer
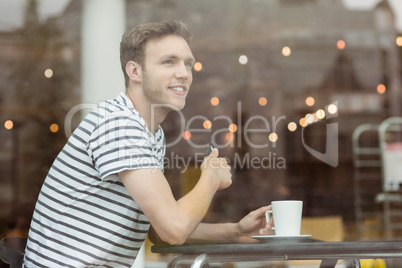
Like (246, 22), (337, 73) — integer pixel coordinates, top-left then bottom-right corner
(251, 234), (312, 243)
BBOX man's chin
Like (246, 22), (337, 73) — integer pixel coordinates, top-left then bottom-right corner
(151, 102), (185, 111)
(156, 103), (185, 113)
(169, 100), (186, 111)
(169, 104), (185, 112)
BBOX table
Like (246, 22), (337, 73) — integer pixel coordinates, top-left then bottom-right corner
(151, 239), (402, 268)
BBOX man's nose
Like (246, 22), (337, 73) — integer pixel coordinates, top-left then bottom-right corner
(175, 62), (191, 79)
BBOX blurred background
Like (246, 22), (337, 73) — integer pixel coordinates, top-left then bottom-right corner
(0, 0), (402, 267)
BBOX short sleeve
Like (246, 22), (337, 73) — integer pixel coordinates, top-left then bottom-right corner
(87, 113), (162, 180)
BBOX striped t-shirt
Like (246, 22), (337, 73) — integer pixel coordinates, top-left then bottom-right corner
(23, 92), (165, 267)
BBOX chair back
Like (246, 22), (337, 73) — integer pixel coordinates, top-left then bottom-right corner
(1, 237), (27, 267)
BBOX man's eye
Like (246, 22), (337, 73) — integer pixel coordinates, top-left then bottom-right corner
(164, 60), (173, 65)
(185, 62), (193, 68)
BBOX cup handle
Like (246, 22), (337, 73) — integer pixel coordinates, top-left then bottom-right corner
(265, 210), (275, 230)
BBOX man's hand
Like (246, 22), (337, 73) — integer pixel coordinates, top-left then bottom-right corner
(236, 206), (274, 243)
(200, 148), (232, 191)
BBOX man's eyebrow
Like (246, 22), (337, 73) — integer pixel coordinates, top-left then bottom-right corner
(161, 54), (195, 63)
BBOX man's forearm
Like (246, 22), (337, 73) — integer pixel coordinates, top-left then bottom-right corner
(148, 223), (238, 245)
(185, 222), (240, 244)
(175, 174), (221, 241)
(185, 206), (272, 245)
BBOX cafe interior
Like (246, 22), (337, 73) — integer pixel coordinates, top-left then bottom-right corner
(1, 0), (402, 267)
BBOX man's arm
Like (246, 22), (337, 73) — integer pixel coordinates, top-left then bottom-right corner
(184, 206), (273, 244)
(119, 149), (231, 245)
(148, 206), (273, 245)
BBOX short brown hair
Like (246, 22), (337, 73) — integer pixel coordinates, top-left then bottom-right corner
(120, 20), (192, 87)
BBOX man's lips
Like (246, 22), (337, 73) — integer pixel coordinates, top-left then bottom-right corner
(169, 86), (187, 95)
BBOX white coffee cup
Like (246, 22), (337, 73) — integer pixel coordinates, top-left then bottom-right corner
(265, 200), (303, 236)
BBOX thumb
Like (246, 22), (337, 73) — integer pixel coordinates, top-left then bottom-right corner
(208, 147), (219, 157)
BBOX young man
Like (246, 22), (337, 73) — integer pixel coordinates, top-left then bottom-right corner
(23, 20), (272, 267)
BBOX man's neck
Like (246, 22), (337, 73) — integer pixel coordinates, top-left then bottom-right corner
(125, 90), (167, 134)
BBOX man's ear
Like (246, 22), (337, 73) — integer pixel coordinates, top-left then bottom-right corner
(125, 61), (142, 83)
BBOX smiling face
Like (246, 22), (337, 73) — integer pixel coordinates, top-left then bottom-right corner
(140, 34), (195, 111)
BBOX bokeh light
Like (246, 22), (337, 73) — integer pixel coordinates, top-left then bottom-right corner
(210, 97), (220, 106)
(4, 120), (13, 130)
(203, 120), (212, 129)
(337, 40), (346, 50)
(258, 97), (267, 106)
(282, 46), (291, 56)
(396, 36), (402, 47)
(269, 133), (278, 143)
(305, 96), (315, 106)
(299, 118), (308, 127)
(44, 68), (53, 78)
(183, 131), (191, 140)
(50, 123), (59, 133)
(327, 104), (338, 114)
(377, 84), (386, 94)
(239, 55), (248, 65)
(288, 122), (297, 132)
(194, 62), (203, 72)
(305, 113), (315, 124)
(316, 109), (326, 119)
(228, 123), (237, 133)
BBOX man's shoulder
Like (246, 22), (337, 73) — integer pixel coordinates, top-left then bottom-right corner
(87, 94), (143, 126)
(96, 93), (135, 117)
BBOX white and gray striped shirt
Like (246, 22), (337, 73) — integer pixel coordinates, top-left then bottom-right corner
(24, 93), (165, 267)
